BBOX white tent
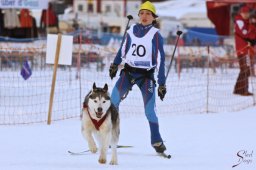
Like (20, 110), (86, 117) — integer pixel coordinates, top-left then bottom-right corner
(154, 0), (207, 19)
(154, 0), (213, 27)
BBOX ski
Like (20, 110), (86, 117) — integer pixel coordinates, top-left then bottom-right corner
(68, 150), (89, 155)
(158, 152), (171, 159)
(68, 145), (133, 155)
(115, 145), (133, 148)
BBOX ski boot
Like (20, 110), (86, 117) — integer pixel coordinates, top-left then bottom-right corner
(153, 142), (166, 153)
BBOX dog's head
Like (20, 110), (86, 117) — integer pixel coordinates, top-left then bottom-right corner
(86, 83), (111, 119)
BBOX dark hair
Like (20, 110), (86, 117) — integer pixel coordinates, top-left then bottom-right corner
(152, 13), (158, 18)
(138, 10), (158, 18)
(152, 19), (160, 28)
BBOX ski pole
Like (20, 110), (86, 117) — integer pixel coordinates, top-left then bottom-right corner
(120, 15), (133, 46)
(166, 30), (183, 80)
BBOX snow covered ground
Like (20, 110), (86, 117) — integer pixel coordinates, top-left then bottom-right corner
(1, 107), (255, 170)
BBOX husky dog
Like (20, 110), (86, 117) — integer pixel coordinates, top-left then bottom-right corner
(81, 83), (120, 165)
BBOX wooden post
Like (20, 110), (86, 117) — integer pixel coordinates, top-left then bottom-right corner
(206, 46), (210, 113)
(47, 33), (62, 125)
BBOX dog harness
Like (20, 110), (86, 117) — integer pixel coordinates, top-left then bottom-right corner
(83, 104), (109, 131)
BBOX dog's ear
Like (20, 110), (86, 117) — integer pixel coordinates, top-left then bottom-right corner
(103, 84), (108, 92)
(93, 82), (96, 91)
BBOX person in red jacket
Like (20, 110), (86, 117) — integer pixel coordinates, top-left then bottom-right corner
(248, 13), (256, 76)
(40, 3), (59, 34)
(233, 5), (254, 96)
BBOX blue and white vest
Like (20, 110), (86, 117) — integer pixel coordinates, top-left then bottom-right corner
(124, 24), (159, 69)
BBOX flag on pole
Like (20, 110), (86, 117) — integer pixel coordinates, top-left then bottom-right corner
(20, 59), (32, 80)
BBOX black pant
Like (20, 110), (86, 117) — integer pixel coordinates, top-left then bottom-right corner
(234, 55), (250, 94)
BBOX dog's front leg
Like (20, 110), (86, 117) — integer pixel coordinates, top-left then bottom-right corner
(109, 141), (118, 165)
(98, 131), (111, 164)
(109, 127), (119, 165)
(82, 127), (97, 153)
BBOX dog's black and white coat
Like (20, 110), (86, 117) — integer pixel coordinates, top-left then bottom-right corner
(81, 83), (120, 165)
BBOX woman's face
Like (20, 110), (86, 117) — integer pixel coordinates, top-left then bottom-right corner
(139, 9), (155, 26)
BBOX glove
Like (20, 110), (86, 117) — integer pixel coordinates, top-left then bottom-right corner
(249, 39), (256, 46)
(109, 63), (118, 79)
(245, 38), (256, 46)
(245, 38), (250, 42)
(158, 85), (166, 101)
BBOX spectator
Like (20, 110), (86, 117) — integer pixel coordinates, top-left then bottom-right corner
(19, 9), (38, 38)
(233, 5), (254, 96)
(40, 3), (59, 34)
(3, 9), (20, 37)
(3, 9), (20, 29)
(248, 13), (256, 76)
(20, 9), (33, 28)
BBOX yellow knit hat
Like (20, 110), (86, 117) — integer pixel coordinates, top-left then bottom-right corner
(139, 1), (158, 17)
